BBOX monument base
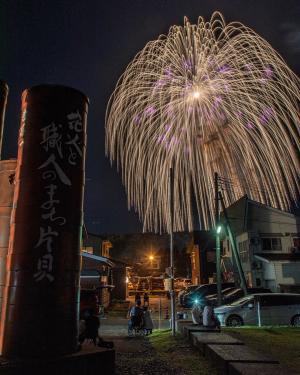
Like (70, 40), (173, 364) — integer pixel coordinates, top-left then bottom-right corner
(0, 346), (115, 375)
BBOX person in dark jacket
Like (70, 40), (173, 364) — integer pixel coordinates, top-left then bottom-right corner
(143, 292), (149, 307)
(128, 300), (144, 335)
(143, 306), (154, 335)
(135, 292), (141, 304)
(79, 309), (100, 345)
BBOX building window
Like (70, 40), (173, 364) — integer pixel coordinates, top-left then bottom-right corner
(293, 238), (300, 252)
(151, 259), (160, 269)
(149, 257), (160, 269)
(102, 240), (112, 258)
(261, 238), (282, 251)
(145, 255), (161, 270)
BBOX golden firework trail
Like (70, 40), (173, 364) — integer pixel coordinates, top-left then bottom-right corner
(105, 12), (300, 233)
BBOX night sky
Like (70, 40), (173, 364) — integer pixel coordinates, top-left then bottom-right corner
(1, 0), (300, 234)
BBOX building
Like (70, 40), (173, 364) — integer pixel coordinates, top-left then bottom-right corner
(81, 233), (115, 307)
(221, 195), (300, 292)
(82, 232), (130, 302)
(80, 252), (114, 308)
(107, 232), (192, 279)
(191, 231), (216, 285)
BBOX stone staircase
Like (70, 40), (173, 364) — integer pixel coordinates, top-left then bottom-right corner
(177, 321), (298, 375)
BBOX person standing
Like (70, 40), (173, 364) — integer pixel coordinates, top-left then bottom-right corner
(202, 301), (220, 329)
(191, 301), (203, 325)
(135, 292), (141, 304)
(143, 292), (149, 307)
(143, 306), (154, 335)
(79, 309), (100, 346)
(128, 300), (144, 335)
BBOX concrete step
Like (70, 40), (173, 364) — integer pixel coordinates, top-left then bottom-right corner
(228, 362), (298, 375)
(205, 344), (278, 375)
(183, 324), (220, 339)
(191, 332), (244, 355)
(176, 320), (193, 334)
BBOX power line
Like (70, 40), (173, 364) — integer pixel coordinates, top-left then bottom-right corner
(218, 176), (280, 196)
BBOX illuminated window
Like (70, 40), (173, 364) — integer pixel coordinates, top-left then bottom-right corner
(102, 240), (112, 258)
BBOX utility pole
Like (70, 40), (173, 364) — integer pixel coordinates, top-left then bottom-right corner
(215, 172), (222, 306)
(169, 167), (176, 336)
(219, 192), (248, 296)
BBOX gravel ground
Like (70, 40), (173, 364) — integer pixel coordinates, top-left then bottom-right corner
(101, 314), (213, 375)
(115, 338), (187, 375)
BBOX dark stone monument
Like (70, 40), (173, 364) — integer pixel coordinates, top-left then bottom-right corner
(0, 80), (9, 158)
(0, 85), (88, 358)
(0, 159), (17, 325)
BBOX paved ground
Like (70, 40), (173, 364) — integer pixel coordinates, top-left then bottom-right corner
(100, 316), (171, 336)
(99, 296), (170, 338)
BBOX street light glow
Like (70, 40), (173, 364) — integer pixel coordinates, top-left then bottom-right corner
(149, 255), (154, 260)
(216, 225), (222, 234)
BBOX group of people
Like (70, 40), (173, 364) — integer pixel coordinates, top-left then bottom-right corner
(134, 292), (149, 306)
(128, 292), (154, 336)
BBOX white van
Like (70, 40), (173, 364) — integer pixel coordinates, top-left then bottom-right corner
(214, 293), (300, 327)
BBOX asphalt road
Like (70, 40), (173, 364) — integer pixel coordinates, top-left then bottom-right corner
(100, 316), (171, 336)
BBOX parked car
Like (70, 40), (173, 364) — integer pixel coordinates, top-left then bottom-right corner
(204, 287), (238, 305)
(80, 289), (100, 318)
(214, 293), (300, 327)
(182, 282), (235, 308)
(206, 287), (271, 306)
(178, 285), (199, 306)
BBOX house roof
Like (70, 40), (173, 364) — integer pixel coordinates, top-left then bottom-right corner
(109, 257), (132, 267)
(221, 195), (300, 235)
(81, 251), (115, 267)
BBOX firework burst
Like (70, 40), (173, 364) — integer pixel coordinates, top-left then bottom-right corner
(105, 12), (300, 233)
